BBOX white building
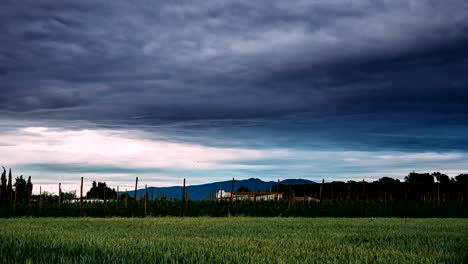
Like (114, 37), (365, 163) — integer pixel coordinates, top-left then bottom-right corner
(216, 190), (282, 201)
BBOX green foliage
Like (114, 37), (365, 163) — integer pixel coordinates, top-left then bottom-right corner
(62, 191), (76, 200)
(0, 167), (6, 202)
(26, 176), (33, 200)
(0, 198), (466, 218)
(0, 218), (466, 264)
(455, 174), (468, 185)
(14, 175), (27, 203)
(433, 172), (450, 184)
(6, 168), (12, 201)
(86, 181), (116, 199)
(405, 172), (434, 184)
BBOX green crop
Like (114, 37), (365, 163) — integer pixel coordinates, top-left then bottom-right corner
(0, 218), (466, 263)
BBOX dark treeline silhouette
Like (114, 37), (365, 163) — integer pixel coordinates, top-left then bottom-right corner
(0, 168), (467, 218)
(0, 167), (33, 205)
(279, 172), (468, 203)
(86, 181), (117, 200)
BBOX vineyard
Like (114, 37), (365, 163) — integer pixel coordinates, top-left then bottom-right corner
(1, 198), (467, 218)
(1, 171), (467, 218)
(0, 218), (466, 264)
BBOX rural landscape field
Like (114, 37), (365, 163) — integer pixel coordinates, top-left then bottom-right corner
(2, 1), (468, 263)
(0, 217), (466, 264)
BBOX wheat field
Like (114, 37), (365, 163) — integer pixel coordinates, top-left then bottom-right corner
(0, 217), (466, 263)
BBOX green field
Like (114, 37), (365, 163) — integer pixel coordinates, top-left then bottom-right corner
(0, 218), (466, 263)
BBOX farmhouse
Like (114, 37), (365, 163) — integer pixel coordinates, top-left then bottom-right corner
(216, 190), (282, 201)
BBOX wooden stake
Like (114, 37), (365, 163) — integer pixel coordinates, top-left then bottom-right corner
(319, 179), (324, 203)
(39, 186), (42, 215)
(28, 176), (32, 207)
(276, 179), (280, 202)
(58, 183), (61, 209)
(230, 177), (235, 203)
(254, 185), (257, 209)
(361, 179), (365, 200)
(145, 184), (148, 216)
(80, 177), (84, 210)
(125, 189), (128, 208)
(182, 178), (186, 201)
(134, 177), (138, 203)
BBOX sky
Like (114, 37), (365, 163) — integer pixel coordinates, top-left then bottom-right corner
(1, 0), (468, 194)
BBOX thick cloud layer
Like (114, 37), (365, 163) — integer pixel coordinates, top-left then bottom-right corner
(1, 0), (468, 152)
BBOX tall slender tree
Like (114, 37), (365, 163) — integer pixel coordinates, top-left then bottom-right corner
(14, 175), (27, 204)
(26, 176), (33, 203)
(1, 167), (6, 203)
(7, 168), (12, 202)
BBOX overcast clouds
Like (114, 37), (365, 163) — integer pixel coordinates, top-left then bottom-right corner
(1, 1), (468, 192)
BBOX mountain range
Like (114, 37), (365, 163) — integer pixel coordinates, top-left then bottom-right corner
(120, 178), (316, 200)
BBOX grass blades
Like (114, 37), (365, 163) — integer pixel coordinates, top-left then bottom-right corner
(0, 218), (466, 264)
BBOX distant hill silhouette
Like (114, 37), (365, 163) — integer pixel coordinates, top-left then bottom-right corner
(120, 178), (316, 200)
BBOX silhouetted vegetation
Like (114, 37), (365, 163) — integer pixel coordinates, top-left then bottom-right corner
(86, 181), (117, 200)
(237, 186), (251, 192)
(0, 168), (467, 217)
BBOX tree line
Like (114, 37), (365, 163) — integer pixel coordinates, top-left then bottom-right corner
(0, 167), (467, 217)
(277, 172), (468, 203)
(0, 168), (33, 205)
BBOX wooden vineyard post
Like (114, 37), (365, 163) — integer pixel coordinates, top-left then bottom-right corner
(230, 177), (234, 203)
(361, 179), (365, 200)
(134, 177), (138, 208)
(28, 176), (32, 208)
(58, 183), (62, 209)
(80, 177), (83, 210)
(229, 177), (234, 215)
(361, 179), (365, 214)
(182, 178), (186, 202)
(145, 184), (148, 216)
(182, 178), (186, 216)
(319, 179), (324, 204)
(125, 189), (128, 208)
(254, 185), (257, 205)
(276, 179), (280, 202)
(288, 184), (292, 209)
(39, 186), (42, 215)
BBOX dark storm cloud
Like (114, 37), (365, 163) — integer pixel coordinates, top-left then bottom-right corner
(19, 163), (166, 175)
(1, 0), (468, 151)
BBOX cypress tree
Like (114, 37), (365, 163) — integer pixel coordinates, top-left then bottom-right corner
(1, 167), (6, 203)
(7, 168), (12, 202)
(27, 176), (33, 204)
